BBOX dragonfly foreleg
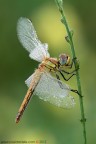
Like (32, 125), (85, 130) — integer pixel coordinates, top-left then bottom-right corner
(59, 57), (79, 75)
(59, 71), (76, 81)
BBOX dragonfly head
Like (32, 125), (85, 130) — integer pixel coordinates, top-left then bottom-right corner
(59, 54), (70, 66)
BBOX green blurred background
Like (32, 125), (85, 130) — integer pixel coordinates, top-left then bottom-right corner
(0, 0), (96, 144)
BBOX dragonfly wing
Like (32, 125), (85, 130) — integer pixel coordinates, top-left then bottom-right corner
(33, 72), (75, 108)
(25, 74), (34, 87)
(17, 17), (50, 62)
(17, 17), (38, 53)
(29, 43), (50, 62)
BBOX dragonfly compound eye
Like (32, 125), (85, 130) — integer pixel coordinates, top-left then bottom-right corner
(59, 54), (68, 66)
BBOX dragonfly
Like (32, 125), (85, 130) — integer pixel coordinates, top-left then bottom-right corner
(15, 17), (79, 123)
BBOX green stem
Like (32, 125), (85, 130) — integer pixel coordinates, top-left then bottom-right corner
(55, 0), (87, 144)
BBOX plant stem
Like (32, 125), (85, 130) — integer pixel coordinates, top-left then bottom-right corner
(55, 0), (87, 144)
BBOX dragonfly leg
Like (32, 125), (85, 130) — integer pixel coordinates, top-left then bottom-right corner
(60, 68), (78, 75)
(59, 57), (79, 75)
(59, 71), (76, 81)
(70, 89), (83, 97)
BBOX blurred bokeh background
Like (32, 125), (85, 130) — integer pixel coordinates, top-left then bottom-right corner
(0, 0), (96, 144)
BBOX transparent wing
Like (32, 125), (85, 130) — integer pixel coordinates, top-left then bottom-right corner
(29, 43), (50, 62)
(25, 73), (34, 87)
(17, 17), (38, 53)
(25, 72), (75, 108)
(17, 17), (50, 62)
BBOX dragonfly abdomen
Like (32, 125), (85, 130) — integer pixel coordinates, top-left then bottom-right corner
(15, 69), (43, 123)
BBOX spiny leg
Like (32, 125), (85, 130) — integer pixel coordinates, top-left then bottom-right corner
(58, 57), (79, 75)
(43, 63), (76, 84)
(45, 59), (81, 97)
(70, 89), (83, 97)
(59, 71), (76, 81)
(55, 72), (82, 97)
(56, 67), (83, 97)
(44, 63), (81, 96)
(59, 68), (78, 75)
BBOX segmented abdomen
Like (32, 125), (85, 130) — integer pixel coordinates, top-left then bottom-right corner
(15, 68), (43, 123)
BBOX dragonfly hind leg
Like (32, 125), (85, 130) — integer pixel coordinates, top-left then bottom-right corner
(70, 89), (83, 97)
